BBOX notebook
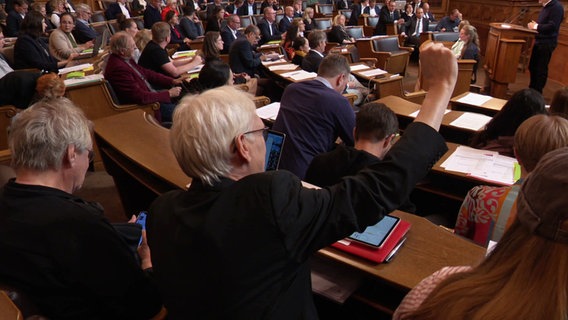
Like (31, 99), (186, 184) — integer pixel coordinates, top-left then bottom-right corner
(331, 219), (411, 263)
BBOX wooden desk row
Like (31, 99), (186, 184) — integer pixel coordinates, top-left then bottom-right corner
(93, 109), (485, 314)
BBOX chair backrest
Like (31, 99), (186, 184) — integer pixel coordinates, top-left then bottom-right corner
(0, 106), (19, 150)
(91, 10), (106, 23)
(373, 36), (400, 52)
(0, 46), (15, 67)
(365, 16), (379, 27)
(428, 22), (438, 32)
(240, 15), (254, 28)
(316, 4), (333, 15)
(252, 14), (264, 25)
(107, 19), (119, 34)
(346, 26), (364, 39)
(90, 21), (110, 36)
(275, 13), (284, 24)
(0, 291), (23, 320)
(314, 18), (332, 30)
(432, 32), (459, 42)
(96, 0), (108, 11)
(338, 9), (351, 19)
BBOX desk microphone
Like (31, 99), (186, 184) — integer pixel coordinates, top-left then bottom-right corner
(504, 7), (528, 24)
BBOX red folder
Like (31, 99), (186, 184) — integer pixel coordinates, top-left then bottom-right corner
(331, 220), (411, 264)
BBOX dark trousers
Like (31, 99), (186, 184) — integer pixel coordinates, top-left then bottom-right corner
(0, 71), (42, 109)
(529, 42), (556, 93)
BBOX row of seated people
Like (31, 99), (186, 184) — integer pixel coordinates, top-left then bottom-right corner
(3, 42), (568, 318)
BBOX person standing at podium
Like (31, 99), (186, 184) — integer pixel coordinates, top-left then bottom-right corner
(527, 0), (564, 94)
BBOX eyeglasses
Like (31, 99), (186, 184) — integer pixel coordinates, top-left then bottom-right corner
(87, 149), (95, 162)
(243, 127), (269, 141)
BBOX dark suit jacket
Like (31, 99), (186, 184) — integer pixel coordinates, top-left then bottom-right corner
(278, 15), (293, 33)
(225, 3), (240, 14)
(423, 11), (435, 22)
(179, 16), (203, 40)
(347, 4), (369, 26)
(14, 35), (59, 72)
(300, 50), (323, 73)
(73, 19), (98, 44)
(237, 3), (258, 16)
(375, 7), (400, 35)
(105, 2), (130, 20)
(206, 3), (225, 19)
(403, 15), (429, 37)
(257, 19), (282, 45)
(147, 122), (447, 318)
(336, 0), (352, 10)
(229, 38), (262, 77)
(221, 25), (242, 54)
(144, 4), (162, 29)
(327, 25), (350, 45)
(6, 10), (23, 37)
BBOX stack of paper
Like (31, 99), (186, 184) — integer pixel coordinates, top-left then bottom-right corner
(450, 112), (492, 131)
(456, 93), (493, 106)
(172, 50), (197, 59)
(359, 68), (387, 77)
(58, 63), (93, 75)
(268, 64), (298, 71)
(256, 102), (280, 120)
(350, 64), (370, 71)
(440, 146), (518, 185)
(280, 70), (317, 81)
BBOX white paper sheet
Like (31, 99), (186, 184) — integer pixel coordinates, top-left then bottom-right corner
(449, 112), (492, 131)
(255, 102), (280, 120)
(262, 58), (288, 65)
(456, 92), (493, 106)
(171, 50), (197, 59)
(350, 64), (370, 71)
(440, 146), (516, 185)
(268, 64), (299, 71)
(359, 68), (387, 77)
(58, 63), (93, 75)
(280, 70), (317, 81)
(63, 74), (104, 87)
(408, 108), (451, 118)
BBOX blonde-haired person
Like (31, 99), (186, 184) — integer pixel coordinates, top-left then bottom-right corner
(455, 114), (568, 247)
(394, 145), (568, 320)
(134, 28), (152, 62)
(328, 14), (354, 45)
(49, 0), (65, 28)
(302, 7), (316, 30)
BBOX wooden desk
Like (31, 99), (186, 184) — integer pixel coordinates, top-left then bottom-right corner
(93, 109), (485, 314)
(93, 110), (190, 215)
(376, 95), (483, 145)
(451, 92), (506, 117)
(318, 209), (484, 313)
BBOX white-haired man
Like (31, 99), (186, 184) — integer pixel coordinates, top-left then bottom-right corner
(147, 42), (457, 319)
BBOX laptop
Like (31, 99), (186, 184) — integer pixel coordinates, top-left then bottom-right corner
(265, 130), (286, 171)
(76, 29), (107, 59)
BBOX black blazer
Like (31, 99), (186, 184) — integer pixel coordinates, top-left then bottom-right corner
(403, 15), (429, 37)
(300, 50), (323, 73)
(237, 3), (258, 16)
(347, 4), (370, 26)
(257, 19), (282, 45)
(6, 10), (23, 37)
(375, 7), (401, 35)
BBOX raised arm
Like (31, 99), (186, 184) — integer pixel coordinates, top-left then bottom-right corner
(413, 41), (458, 131)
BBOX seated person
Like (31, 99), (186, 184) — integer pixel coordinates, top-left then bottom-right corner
(0, 29), (42, 109)
(139, 22), (202, 78)
(291, 37), (309, 66)
(144, 0), (162, 29)
(5, 0), (28, 37)
(400, 7), (428, 52)
(184, 59), (234, 93)
(455, 114), (568, 246)
(164, 11), (191, 51)
(305, 102), (415, 212)
(118, 17), (141, 61)
(72, 4), (98, 44)
(179, 5), (204, 44)
(221, 14), (243, 54)
(274, 54), (356, 179)
(229, 25), (275, 77)
(394, 147), (568, 320)
(48, 12), (94, 61)
(327, 14), (355, 45)
(105, 0), (131, 20)
(145, 42), (457, 318)
(451, 24), (479, 82)
(301, 30), (326, 73)
(29, 72), (66, 104)
(257, 7), (285, 45)
(15, 11), (77, 72)
(105, 31), (183, 122)
(0, 98), (163, 319)
(470, 88), (547, 158)
(436, 8), (461, 32)
(205, 6), (225, 33)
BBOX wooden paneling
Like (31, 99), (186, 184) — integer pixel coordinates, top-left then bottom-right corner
(450, 0), (568, 85)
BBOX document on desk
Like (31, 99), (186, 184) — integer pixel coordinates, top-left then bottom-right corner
(58, 63), (93, 75)
(63, 74), (104, 87)
(280, 70), (317, 81)
(262, 58), (288, 66)
(409, 108), (451, 118)
(359, 68), (387, 77)
(449, 112), (492, 131)
(256, 102), (280, 120)
(440, 146), (517, 185)
(268, 63), (298, 71)
(456, 92), (493, 106)
(187, 64), (204, 73)
(350, 64), (370, 71)
(171, 50), (197, 59)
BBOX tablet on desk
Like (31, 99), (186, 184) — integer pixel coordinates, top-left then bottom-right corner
(347, 215), (400, 248)
(265, 130), (285, 171)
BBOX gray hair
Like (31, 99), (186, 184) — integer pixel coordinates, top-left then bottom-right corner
(75, 3), (91, 13)
(9, 98), (92, 171)
(170, 86), (257, 186)
(109, 31), (130, 54)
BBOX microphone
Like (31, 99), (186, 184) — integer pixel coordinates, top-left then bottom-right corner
(505, 7), (528, 24)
